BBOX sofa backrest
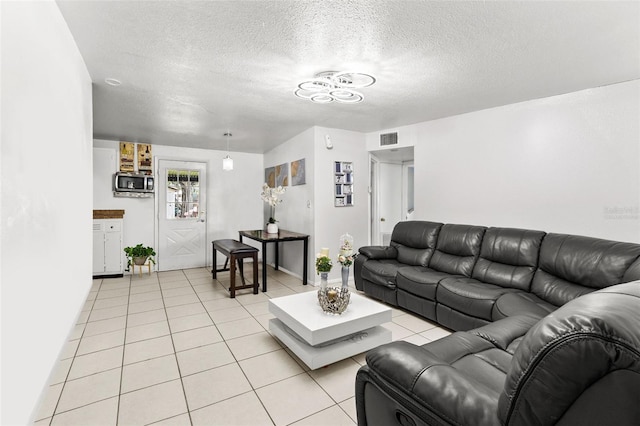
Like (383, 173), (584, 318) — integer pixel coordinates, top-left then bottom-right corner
(428, 224), (486, 276)
(471, 227), (546, 291)
(389, 221), (443, 267)
(531, 233), (640, 306)
(498, 282), (640, 425)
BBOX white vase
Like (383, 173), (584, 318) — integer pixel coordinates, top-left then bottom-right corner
(267, 223), (278, 234)
(320, 272), (329, 290)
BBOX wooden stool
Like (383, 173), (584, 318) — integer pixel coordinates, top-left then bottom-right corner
(212, 239), (259, 298)
(131, 262), (152, 276)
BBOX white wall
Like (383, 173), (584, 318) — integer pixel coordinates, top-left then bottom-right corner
(412, 80), (640, 242)
(313, 127), (369, 283)
(263, 128), (315, 281)
(1, 1), (94, 424)
(263, 126), (369, 284)
(93, 140), (264, 269)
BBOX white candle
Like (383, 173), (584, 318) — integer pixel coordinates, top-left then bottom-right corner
(320, 248), (329, 257)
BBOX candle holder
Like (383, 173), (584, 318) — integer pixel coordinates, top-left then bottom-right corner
(317, 286), (351, 315)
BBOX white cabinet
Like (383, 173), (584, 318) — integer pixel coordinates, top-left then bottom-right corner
(93, 218), (123, 277)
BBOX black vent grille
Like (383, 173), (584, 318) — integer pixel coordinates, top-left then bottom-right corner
(380, 132), (398, 146)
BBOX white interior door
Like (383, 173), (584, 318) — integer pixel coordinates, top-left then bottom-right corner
(378, 162), (403, 244)
(158, 160), (207, 271)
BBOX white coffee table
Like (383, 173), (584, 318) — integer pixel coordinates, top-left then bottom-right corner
(268, 291), (392, 369)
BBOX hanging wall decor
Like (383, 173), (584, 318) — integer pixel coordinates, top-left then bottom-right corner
(334, 161), (354, 207)
(265, 167), (276, 188)
(276, 163), (289, 187)
(137, 143), (153, 175)
(119, 141), (135, 172)
(291, 158), (306, 186)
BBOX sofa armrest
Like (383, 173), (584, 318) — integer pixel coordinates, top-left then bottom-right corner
(360, 341), (501, 425)
(359, 245), (398, 260)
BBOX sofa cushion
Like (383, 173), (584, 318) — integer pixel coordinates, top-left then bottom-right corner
(359, 315), (539, 426)
(498, 282), (640, 425)
(429, 224), (486, 276)
(361, 259), (404, 288)
(471, 227), (545, 291)
(391, 220), (443, 248)
(492, 292), (556, 321)
(358, 245), (397, 260)
(389, 221), (443, 266)
(437, 277), (520, 321)
(395, 266), (452, 300)
(531, 233), (640, 305)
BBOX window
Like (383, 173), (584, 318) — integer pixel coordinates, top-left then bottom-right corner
(166, 169), (200, 219)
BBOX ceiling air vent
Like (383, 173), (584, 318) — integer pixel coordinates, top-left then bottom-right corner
(380, 132), (398, 146)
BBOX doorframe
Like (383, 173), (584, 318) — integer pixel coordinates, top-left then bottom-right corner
(401, 161), (415, 221)
(154, 157), (208, 271)
(368, 154), (380, 245)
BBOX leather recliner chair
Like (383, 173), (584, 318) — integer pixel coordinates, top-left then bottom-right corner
(355, 281), (640, 426)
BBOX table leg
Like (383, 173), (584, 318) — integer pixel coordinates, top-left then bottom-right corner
(212, 245), (217, 279)
(230, 254), (236, 298)
(262, 241), (268, 292)
(303, 237), (308, 285)
(275, 241), (279, 271)
(252, 252), (258, 294)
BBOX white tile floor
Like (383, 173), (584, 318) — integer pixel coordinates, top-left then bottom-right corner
(33, 266), (451, 425)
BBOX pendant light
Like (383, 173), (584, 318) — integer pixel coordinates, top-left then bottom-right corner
(223, 132), (233, 171)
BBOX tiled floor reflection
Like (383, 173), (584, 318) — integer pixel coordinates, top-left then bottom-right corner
(33, 266), (451, 425)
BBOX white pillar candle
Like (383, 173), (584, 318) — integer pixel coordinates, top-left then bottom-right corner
(320, 248), (329, 257)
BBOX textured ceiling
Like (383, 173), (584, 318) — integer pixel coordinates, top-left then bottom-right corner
(56, 1), (640, 154)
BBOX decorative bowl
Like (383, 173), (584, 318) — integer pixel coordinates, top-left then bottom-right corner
(317, 286), (351, 315)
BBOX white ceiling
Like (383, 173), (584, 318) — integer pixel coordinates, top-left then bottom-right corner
(55, 1), (640, 154)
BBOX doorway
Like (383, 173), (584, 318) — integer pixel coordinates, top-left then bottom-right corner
(368, 147), (414, 245)
(157, 159), (207, 271)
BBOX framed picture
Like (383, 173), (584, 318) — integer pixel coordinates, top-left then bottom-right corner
(275, 162), (289, 186)
(137, 143), (152, 175)
(265, 167), (275, 188)
(291, 158), (306, 186)
(119, 141), (135, 172)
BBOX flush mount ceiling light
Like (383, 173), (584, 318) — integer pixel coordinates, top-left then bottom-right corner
(294, 71), (375, 104)
(222, 132), (233, 171)
(104, 78), (121, 86)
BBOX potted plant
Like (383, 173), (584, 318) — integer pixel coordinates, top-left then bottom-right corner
(260, 183), (286, 233)
(124, 244), (156, 270)
(315, 249), (333, 290)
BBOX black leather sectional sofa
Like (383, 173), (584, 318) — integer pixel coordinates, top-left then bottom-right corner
(356, 282), (640, 425)
(354, 220), (640, 331)
(354, 221), (640, 425)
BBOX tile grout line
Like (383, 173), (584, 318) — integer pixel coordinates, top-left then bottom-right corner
(192, 265), (280, 424)
(45, 278), (105, 424)
(159, 269), (195, 426)
(114, 272), (133, 426)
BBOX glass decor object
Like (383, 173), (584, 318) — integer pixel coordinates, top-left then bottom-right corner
(320, 272), (329, 290)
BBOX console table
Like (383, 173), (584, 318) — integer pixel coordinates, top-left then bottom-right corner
(239, 229), (309, 292)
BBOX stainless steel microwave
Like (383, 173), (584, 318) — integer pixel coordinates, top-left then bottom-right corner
(113, 172), (154, 197)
